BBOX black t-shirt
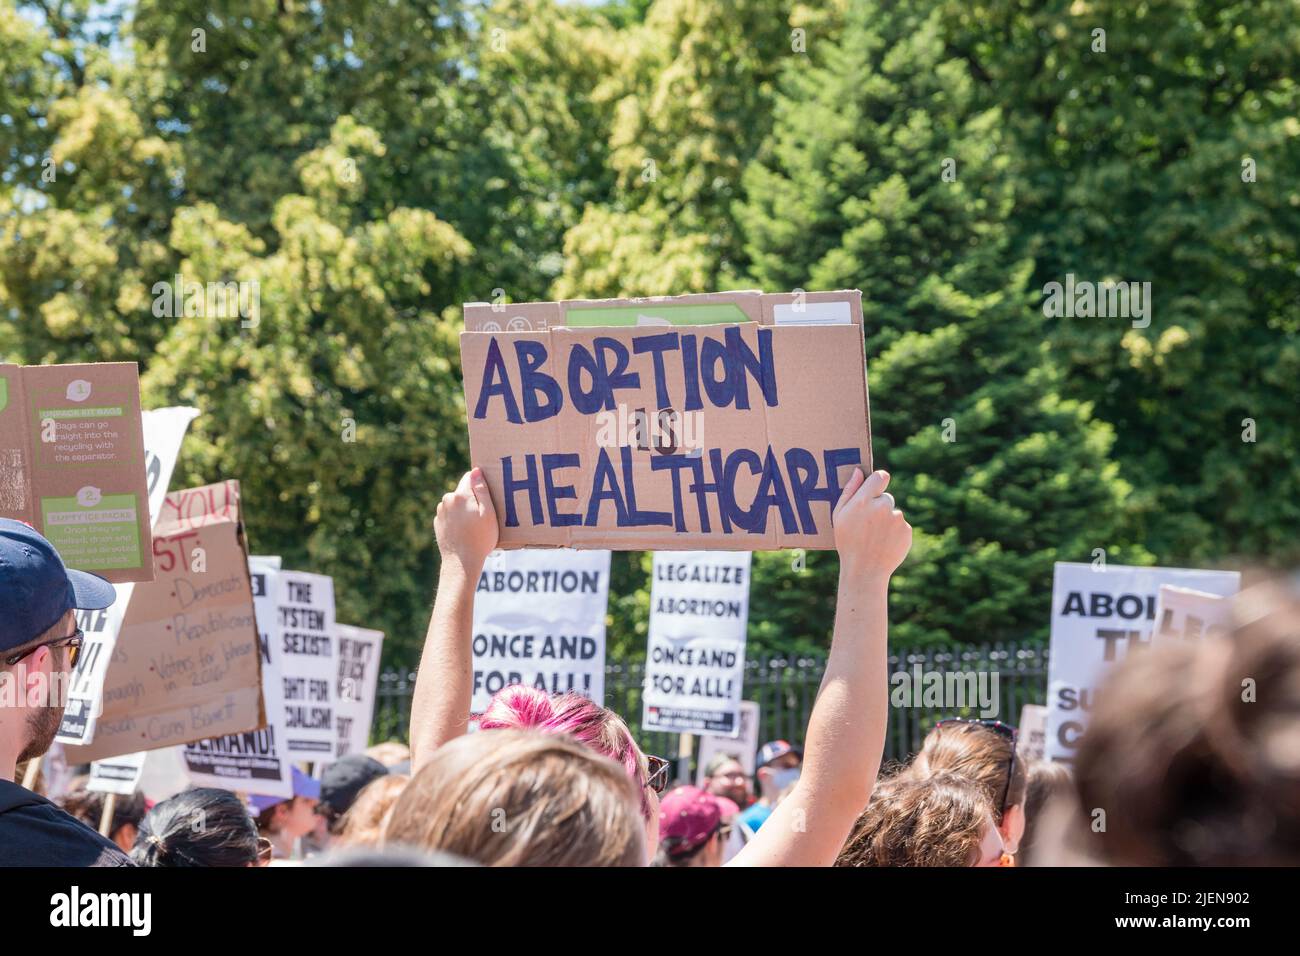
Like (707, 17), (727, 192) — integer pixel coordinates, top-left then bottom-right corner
(0, 779), (134, 867)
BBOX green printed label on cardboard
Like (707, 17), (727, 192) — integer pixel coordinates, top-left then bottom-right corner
(40, 491), (142, 570)
(562, 303), (751, 327)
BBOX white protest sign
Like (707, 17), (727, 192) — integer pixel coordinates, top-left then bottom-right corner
(643, 551), (751, 735)
(87, 751), (147, 795)
(471, 549), (611, 713)
(276, 570), (337, 760)
(1153, 585), (1233, 643)
(1045, 562), (1239, 764)
(58, 407), (199, 745)
(334, 624), (385, 759)
(1017, 704), (1049, 763)
(179, 556), (292, 797)
(695, 699), (760, 787)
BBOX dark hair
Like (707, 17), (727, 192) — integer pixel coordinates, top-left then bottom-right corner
(131, 788), (260, 867)
(1019, 760), (1072, 858)
(60, 788), (147, 841)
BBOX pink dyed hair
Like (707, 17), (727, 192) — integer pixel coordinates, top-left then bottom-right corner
(480, 686), (651, 817)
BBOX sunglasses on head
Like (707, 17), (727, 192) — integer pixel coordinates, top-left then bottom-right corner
(4, 627), (84, 668)
(934, 718), (1020, 815)
(645, 754), (671, 794)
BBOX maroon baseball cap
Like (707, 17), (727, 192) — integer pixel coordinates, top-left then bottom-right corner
(658, 786), (727, 858)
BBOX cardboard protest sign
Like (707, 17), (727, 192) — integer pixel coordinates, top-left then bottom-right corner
(0, 362), (154, 582)
(57, 407), (199, 745)
(1045, 562), (1240, 764)
(63, 481), (265, 762)
(643, 551), (751, 735)
(460, 290), (870, 551)
(695, 699), (761, 787)
(275, 570), (337, 760)
(334, 624), (385, 759)
(471, 548), (611, 713)
(1153, 585), (1234, 643)
(88, 752), (147, 796)
(179, 556), (293, 797)
(1017, 704), (1049, 763)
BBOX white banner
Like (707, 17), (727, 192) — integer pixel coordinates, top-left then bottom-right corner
(87, 751), (147, 795)
(470, 548), (611, 713)
(695, 699), (760, 786)
(275, 570), (337, 760)
(1045, 562), (1239, 763)
(642, 551), (751, 735)
(1018, 704), (1049, 763)
(334, 624), (384, 759)
(1153, 584), (1234, 643)
(57, 407), (199, 745)
(179, 556), (293, 798)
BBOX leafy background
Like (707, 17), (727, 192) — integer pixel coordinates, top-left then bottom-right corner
(2, 0), (1295, 666)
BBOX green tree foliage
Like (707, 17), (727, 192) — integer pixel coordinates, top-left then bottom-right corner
(2, 0), (1291, 667)
(141, 119), (473, 647)
(735, 0), (1147, 644)
(942, 0), (1300, 564)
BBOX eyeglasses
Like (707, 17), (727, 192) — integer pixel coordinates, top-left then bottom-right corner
(4, 627), (84, 668)
(256, 837), (274, 865)
(645, 754), (671, 794)
(934, 718), (1019, 816)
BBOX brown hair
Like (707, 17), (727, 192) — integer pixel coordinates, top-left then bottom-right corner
(835, 771), (994, 867)
(336, 774), (409, 849)
(60, 787), (147, 840)
(913, 722), (1027, 824)
(1018, 760), (1072, 859)
(384, 729), (645, 867)
(1072, 579), (1300, 865)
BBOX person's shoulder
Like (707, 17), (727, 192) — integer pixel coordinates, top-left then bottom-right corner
(736, 802), (769, 826)
(0, 782), (134, 867)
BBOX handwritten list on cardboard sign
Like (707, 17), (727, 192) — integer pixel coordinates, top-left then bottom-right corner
(63, 480), (265, 763)
(460, 290), (871, 550)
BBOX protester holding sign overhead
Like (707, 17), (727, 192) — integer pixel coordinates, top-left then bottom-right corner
(410, 463), (912, 867)
(0, 520), (132, 867)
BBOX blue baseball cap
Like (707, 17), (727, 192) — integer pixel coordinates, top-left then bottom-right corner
(0, 518), (116, 654)
(248, 767), (322, 813)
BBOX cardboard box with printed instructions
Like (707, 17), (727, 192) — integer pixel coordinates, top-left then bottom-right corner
(0, 362), (154, 583)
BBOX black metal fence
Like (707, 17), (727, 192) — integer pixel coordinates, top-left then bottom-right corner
(373, 641), (1048, 776)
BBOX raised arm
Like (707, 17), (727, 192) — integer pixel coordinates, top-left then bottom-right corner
(410, 468), (498, 772)
(729, 468), (911, 867)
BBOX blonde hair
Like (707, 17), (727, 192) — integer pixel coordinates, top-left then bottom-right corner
(336, 774), (409, 849)
(384, 729), (645, 867)
(835, 771), (993, 867)
(365, 741), (411, 768)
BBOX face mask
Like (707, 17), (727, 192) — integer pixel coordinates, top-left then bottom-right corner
(768, 766), (800, 792)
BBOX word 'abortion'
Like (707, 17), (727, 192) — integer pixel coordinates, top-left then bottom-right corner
(472, 327), (861, 534)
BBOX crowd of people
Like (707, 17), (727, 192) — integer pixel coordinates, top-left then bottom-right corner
(2, 466), (1299, 868)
